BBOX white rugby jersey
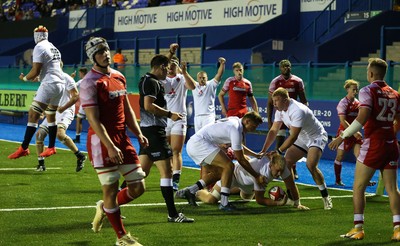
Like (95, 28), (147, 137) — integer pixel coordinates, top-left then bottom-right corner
(234, 157), (291, 191)
(194, 117), (243, 151)
(32, 40), (64, 84)
(163, 74), (188, 116)
(59, 72), (77, 112)
(274, 99), (325, 138)
(192, 79), (220, 116)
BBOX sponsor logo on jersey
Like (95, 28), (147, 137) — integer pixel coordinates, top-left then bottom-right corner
(233, 87), (247, 92)
(109, 89), (127, 99)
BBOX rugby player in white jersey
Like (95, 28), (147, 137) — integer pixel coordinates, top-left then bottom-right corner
(177, 111), (267, 211)
(9, 25), (64, 159)
(261, 87), (333, 210)
(162, 52), (195, 191)
(35, 63), (86, 172)
(192, 57), (226, 132)
(197, 152), (309, 210)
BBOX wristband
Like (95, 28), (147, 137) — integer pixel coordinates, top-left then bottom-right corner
(23, 76), (28, 81)
(277, 148), (285, 156)
(167, 111), (172, 118)
(341, 120), (363, 139)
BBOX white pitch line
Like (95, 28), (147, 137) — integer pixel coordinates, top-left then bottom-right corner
(0, 168), (61, 171)
(0, 201), (191, 212)
(0, 194), (371, 212)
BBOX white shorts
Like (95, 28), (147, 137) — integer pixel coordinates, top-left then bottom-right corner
(77, 105), (86, 118)
(34, 82), (64, 106)
(194, 114), (215, 132)
(40, 107), (75, 130)
(215, 175), (253, 195)
(186, 135), (219, 165)
(294, 131), (328, 152)
(166, 118), (187, 136)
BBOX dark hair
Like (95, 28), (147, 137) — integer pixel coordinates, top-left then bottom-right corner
(116, 48), (122, 53)
(242, 111), (263, 125)
(78, 67), (88, 74)
(150, 54), (169, 68)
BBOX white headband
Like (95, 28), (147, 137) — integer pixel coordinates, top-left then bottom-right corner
(34, 32), (48, 44)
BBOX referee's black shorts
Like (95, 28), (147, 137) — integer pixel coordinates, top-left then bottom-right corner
(139, 126), (173, 161)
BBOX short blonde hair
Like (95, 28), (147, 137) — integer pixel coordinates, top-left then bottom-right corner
(368, 58), (387, 78)
(272, 87), (289, 99)
(279, 59), (291, 67)
(197, 71), (207, 77)
(232, 62), (243, 70)
(343, 79), (359, 89)
(270, 153), (286, 171)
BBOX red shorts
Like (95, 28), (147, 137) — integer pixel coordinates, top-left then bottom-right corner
(357, 138), (399, 170)
(87, 130), (140, 168)
(340, 136), (363, 152)
(227, 108), (247, 118)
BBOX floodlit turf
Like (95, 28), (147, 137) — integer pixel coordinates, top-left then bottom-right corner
(0, 141), (396, 245)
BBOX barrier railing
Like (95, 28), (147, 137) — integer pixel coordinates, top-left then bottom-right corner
(1, 62), (399, 101)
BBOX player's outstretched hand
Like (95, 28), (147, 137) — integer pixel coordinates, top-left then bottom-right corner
(296, 204), (310, 210)
(170, 43), (179, 53)
(328, 137), (343, 151)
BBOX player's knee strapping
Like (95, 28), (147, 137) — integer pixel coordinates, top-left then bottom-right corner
(36, 127), (48, 141)
(60, 135), (70, 144)
(31, 101), (45, 114)
(45, 107), (57, 115)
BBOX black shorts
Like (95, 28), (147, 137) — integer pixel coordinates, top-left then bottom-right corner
(139, 126), (172, 161)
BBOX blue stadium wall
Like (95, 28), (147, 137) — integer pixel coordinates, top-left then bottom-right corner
(0, 96), (351, 162)
(1, 0), (397, 66)
(0, 0), (397, 163)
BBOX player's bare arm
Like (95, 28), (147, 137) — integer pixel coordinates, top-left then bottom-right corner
(218, 90), (228, 117)
(214, 57), (226, 82)
(278, 126), (301, 153)
(249, 95), (259, 113)
(242, 145), (262, 159)
(20, 62), (42, 81)
(167, 43), (179, 59)
(254, 190), (287, 206)
(299, 91), (308, 106)
(143, 95), (183, 121)
(235, 149), (266, 186)
(58, 87), (79, 113)
(261, 121), (282, 153)
(124, 97), (149, 148)
(181, 62), (196, 90)
(267, 93), (274, 129)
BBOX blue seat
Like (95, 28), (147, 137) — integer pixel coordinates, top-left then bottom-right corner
(33, 11), (41, 18)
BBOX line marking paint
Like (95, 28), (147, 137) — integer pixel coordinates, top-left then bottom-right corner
(0, 194), (375, 212)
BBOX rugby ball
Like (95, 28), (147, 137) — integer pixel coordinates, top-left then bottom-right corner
(268, 186), (285, 201)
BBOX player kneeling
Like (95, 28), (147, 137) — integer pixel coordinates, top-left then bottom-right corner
(196, 152), (309, 209)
